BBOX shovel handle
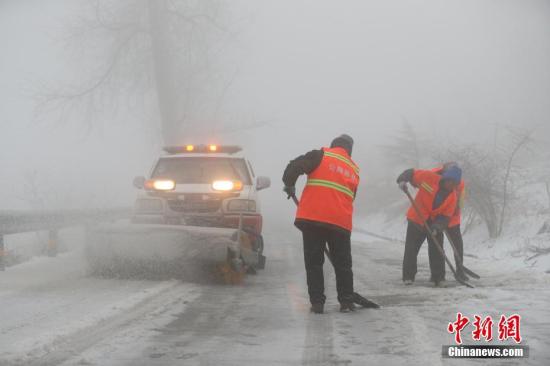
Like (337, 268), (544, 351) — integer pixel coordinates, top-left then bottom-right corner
(401, 186), (474, 288)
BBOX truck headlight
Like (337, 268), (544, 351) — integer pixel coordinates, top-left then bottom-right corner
(212, 180), (243, 192)
(227, 199), (256, 212)
(153, 179), (176, 191)
(145, 179), (176, 191)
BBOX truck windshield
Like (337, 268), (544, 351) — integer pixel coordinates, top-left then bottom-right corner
(151, 157), (252, 185)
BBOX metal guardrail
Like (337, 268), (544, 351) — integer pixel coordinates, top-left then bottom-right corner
(0, 208), (131, 271)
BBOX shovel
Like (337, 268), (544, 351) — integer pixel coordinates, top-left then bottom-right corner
(401, 186), (474, 288)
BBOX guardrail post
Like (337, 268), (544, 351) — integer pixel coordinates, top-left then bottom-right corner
(0, 234), (5, 271)
(47, 229), (58, 257)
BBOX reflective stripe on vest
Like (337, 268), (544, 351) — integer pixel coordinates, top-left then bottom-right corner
(406, 169), (457, 227)
(306, 178), (355, 199)
(323, 151), (360, 174)
(420, 182), (434, 193)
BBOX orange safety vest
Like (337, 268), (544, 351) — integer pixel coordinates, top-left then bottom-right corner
(407, 169), (457, 227)
(432, 167), (465, 227)
(296, 147), (360, 231)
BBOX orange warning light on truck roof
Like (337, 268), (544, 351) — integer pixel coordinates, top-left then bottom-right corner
(163, 145), (242, 155)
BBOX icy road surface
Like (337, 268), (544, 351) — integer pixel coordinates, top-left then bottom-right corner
(0, 230), (549, 365)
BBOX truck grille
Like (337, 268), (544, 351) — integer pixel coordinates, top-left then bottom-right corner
(167, 194), (233, 213)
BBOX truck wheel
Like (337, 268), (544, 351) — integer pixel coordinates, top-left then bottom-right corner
(255, 235), (266, 270)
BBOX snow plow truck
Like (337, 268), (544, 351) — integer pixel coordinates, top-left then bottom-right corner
(85, 144), (271, 280)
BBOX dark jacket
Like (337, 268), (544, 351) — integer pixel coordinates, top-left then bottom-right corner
(282, 149), (324, 187)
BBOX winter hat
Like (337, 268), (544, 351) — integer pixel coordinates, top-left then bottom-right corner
(442, 161), (458, 170)
(330, 134), (354, 156)
(441, 165), (462, 183)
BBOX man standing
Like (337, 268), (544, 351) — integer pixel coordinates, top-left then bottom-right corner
(396, 165), (462, 287)
(433, 163), (467, 281)
(283, 134), (359, 313)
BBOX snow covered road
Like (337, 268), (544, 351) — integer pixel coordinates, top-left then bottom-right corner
(1, 230), (549, 365)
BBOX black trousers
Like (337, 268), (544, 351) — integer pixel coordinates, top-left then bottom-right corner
(301, 226), (354, 304)
(402, 221), (445, 282)
(446, 225), (464, 276)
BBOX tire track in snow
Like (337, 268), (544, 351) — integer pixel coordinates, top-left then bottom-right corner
(302, 314), (337, 366)
(19, 281), (200, 366)
(73, 233), (308, 365)
(280, 235), (339, 366)
(288, 238), (353, 366)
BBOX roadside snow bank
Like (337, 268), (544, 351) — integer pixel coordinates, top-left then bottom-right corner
(356, 202), (550, 274)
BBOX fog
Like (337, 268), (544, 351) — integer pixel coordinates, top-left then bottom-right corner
(1, 2), (550, 364)
(1, 0), (549, 218)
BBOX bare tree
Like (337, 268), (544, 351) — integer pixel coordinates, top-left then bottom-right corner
(460, 210), (478, 236)
(17, 171), (47, 210)
(538, 152), (550, 211)
(526, 124), (550, 212)
(496, 129), (533, 236)
(433, 128), (533, 238)
(35, 0), (236, 144)
(380, 120), (427, 169)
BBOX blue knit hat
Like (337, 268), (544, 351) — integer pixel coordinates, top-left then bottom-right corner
(441, 165), (462, 183)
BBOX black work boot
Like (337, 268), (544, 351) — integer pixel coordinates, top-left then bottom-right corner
(310, 303), (324, 314)
(340, 302), (356, 313)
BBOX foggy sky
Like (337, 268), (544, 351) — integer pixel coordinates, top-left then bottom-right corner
(1, 0), (549, 213)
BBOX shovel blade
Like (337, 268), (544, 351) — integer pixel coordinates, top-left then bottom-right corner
(353, 292), (380, 309)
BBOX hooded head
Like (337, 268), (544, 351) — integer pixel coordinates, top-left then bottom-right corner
(441, 164), (462, 190)
(442, 161), (458, 170)
(330, 134), (354, 156)
(441, 164), (462, 182)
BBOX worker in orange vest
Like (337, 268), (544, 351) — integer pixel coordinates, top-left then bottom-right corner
(396, 165), (462, 287)
(283, 134), (359, 313)
(433, 162), (468, 281)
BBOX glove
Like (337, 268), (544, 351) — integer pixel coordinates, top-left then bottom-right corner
(283, 186), (296, 199)
(398, 181), (408, 192)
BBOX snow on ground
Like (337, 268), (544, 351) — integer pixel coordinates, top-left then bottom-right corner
(350, 233), (550, 365)
(0, 220), (548, 365)
(0, 250), (200, 366)
(353, 205), (550, 365)
(356, 196), (550, 275)
(3, 227), (84, 266)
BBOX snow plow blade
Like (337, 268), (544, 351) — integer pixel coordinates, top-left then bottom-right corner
(85, 220), (262, 278)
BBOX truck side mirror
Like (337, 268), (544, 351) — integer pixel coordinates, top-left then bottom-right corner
(133, 176), (146, 189)
(256, 176), (271, 191)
